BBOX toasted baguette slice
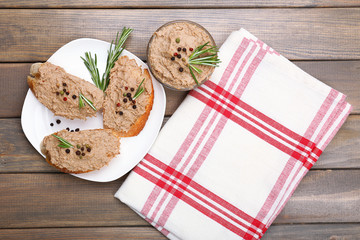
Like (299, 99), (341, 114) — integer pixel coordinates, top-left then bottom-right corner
(103, 56), (154, 137)
(28, 62), (104, 120)
(41, 129), (120, 174)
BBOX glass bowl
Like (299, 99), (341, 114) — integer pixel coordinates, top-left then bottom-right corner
(147, 20), (216, 91)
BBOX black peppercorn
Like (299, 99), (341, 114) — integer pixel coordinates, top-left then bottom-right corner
(177, 47), (181, 52)
(81, 147), (84, 151)
(132, 105), (137, 109)
(126, 93), (131, 98)
(177, 54), (181, 59)
(130, 87), (135, 92)
(72, 95), (77, 99)
(56, 119), (61, 124)
(71, 130), (74, 132)
(66, 92), (69, 95)
(76, 150), (81, 155)
(75, 128), (79, 132)
(82, 153), (85, 156)
(179, 67), (184, 72)
(87, 148), (91, 152)
(50, 123), (54, 127)
(123, 98), (128, 103)
(65, 149), (70, 154)
(56, 92), (59, 96)
(63, 83), (67, 87)
(119, 111), (123, 115)
(128, 97), (133, 101)
(63, 88), (66, 92)
(171, 57), (175, 61)
(66, 127), (70, 131)
(183, 48), (186, 52)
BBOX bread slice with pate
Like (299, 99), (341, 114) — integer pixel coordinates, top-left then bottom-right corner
(27, 62), (104, 120)
(41, 129), (121, 174)
(103, 56), (154, 137)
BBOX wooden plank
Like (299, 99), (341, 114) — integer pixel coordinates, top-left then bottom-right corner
(0, 117), (358, 173)
(0, 9), (360, 62)
(0, 173), (142, 228)
(0, 224), (359, 239)
(0, 170), (358, 228)
(0, 63), (30, 118)
(277, 170), (360, 223)
(263, 224), (360, 240)
(1, 61), (359, 118)
(0, 227), (166, 239)
(1, 0), (359, 8)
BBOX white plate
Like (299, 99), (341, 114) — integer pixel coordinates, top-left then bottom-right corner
(21, 38), (166, 182)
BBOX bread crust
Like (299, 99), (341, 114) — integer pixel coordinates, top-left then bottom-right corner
(28, 63), (43, 95)
(41, 129), (121, 174)
(103, 68), (154, 137)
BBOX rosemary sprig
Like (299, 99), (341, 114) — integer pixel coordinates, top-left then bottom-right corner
(52, 134), (74, 148)
(132, 78), (145, 100)
(81, 27), (133, 91)
(187, 42), (221, 85)
(80, 52), (101, 89)
(79, 93), (97, 111)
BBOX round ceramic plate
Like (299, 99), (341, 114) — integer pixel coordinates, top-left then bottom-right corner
(21, 38), (166, 182)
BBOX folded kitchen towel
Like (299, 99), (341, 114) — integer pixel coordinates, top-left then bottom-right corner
(115, 28), (352, 240)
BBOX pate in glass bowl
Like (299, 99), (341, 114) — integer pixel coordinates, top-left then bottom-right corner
(147, 20), (219, 91)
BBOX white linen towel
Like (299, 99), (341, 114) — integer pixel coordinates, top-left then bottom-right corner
(115, 28), (352, 240)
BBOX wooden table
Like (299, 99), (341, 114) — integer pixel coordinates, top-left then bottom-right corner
(1, 1), (360, 239)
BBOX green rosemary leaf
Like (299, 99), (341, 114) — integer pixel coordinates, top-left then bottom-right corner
(81, 27), (133, 91)
(190, 64), (202, 74)
(102, 27), (133, 91)
(79, 93), (97, 111)
(133, 78), (145, 100)
(78, 93), (84, 110)
(133, 88), (145, 100)
(80, 52), (101, 89)
(189, 66), (199, 85)
(52, 134), (74, 148)
(58, 144), (70, 148)
(191, 62), (220, 67)
(187, 42), (221, 85)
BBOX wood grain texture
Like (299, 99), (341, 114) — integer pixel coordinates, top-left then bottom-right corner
(0, 224), (359, 240)
(0, 9), (360, 62)
(1, 61), (358, 118)
(1, 0), (359, 8)
(278, 170), (360, 223)
(0, 170), (358, 228)
(0, 173), (142, 228)
(263, 224), (360, 240)
(0, 227), (166, 240)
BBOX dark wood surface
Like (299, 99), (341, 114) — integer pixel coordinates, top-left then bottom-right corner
(1, 0), (360, 8)
(0, 1), (359, 239)
(1, 9), (360, 62)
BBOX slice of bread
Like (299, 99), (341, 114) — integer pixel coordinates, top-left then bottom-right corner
(28, 62), (104, 120)
(103, 56), (154, 137)
(41, 129), (121, 174)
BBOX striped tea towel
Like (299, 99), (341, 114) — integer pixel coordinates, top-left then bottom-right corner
(115, 28), (352, 240)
